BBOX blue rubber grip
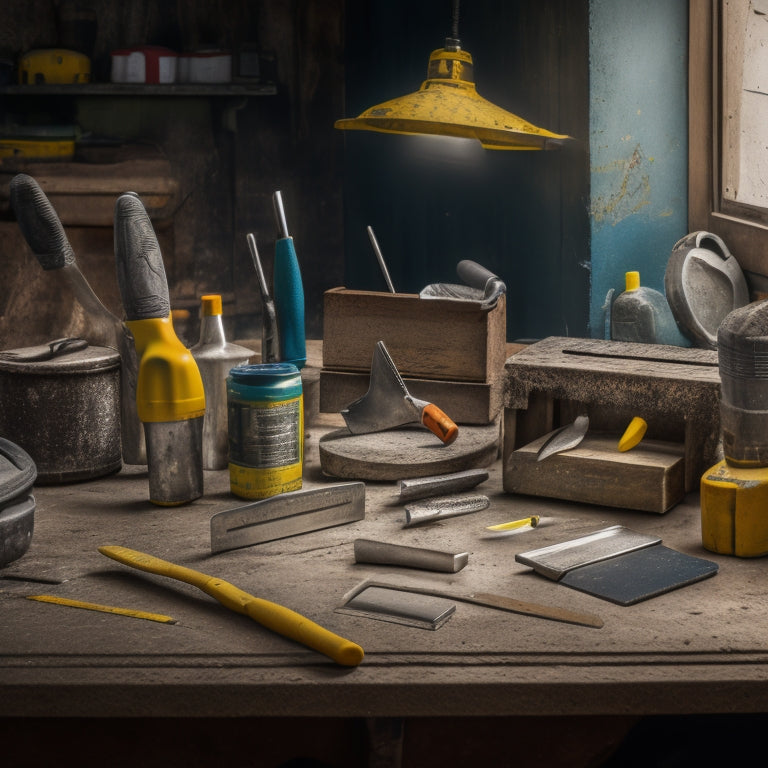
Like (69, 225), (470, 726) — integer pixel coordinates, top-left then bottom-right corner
(273, 236), (306, 368)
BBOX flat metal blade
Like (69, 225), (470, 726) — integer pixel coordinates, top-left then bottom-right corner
(537, 414), (590, 461)
(341, 341), (421, 434)
(210, 482), (365, 553)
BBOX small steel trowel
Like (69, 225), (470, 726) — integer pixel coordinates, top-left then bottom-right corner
(537, 414), (589, 461)
(341, 341), (458, 444)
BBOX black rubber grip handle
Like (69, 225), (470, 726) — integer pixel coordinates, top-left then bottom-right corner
(114, 193), (171, 321)
(456, 260), (498, 291)
(9, 174), (75, 270)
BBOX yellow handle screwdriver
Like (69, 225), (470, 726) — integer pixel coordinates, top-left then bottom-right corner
(99, 545), (364, 667)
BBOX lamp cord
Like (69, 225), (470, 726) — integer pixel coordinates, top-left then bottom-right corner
(445, 0), (461, 49)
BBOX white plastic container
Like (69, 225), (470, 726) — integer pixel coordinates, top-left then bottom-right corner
(178, 50), (232, 83)
(111, 46), (178, 84)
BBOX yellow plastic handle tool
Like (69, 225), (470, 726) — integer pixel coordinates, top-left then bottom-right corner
(98, 545), (364, 667)
(421, 403), (459, 445)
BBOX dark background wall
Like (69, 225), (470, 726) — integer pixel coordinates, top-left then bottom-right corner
(341, 0), (589, 342)
(0, 0), (588, 349)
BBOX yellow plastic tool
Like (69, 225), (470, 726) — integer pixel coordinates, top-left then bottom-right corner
(27, 594), (176, 624)
(486, 515), (540, 532)
(700, 460), (768, 557)
(126, 316), (205, 423)
(618, 416), (647, 452)
(98, 545), (364, 667)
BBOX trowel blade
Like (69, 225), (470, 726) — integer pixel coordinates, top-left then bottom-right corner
(537, 414), (590, 461)
(341, 341), (421, 434)
(210, 482), (365, 553)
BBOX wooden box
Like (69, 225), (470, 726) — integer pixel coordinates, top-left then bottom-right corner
(320, 288), (507, 424)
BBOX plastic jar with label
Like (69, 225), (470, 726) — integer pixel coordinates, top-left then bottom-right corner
(226, 363), (303, 499)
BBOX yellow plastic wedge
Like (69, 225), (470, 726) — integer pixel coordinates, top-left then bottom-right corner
(618, 417), (648, 452)
(99, 545), (364, 667)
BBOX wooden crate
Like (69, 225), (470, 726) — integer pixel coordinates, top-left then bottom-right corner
(502, 336), (721, 492)
(320, 288), (507, 424)
(322, 288), (506, 382)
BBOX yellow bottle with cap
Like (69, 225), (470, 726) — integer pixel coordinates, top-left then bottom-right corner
(610, 271), (690, 346)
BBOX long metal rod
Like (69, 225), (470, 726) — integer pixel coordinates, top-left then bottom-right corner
(367, 225), (396, 293)
(272, 190), (289, 239)
(247, 233), (270, 298)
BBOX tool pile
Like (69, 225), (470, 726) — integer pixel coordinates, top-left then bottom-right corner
(0, 175), (732, 670)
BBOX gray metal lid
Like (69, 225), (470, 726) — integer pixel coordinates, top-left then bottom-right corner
(0, 340), (119, 374)
(664, 231), (749, 349)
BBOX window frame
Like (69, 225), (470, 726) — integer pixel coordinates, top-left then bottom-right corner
(689, 0), (768, 286)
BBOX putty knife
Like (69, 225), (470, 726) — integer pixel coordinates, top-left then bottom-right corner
(210, 483), (365, 553)
(341, 341), (458, 444)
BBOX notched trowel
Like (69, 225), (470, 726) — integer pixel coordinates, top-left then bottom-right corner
(341, 341), (458, 445)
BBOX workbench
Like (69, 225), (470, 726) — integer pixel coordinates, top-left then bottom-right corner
(3, 412), (768, 766)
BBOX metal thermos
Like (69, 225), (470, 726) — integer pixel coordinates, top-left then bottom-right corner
(190, 295), (254, 470)
(717, 297), (768, 466)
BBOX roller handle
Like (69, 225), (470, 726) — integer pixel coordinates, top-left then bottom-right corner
(99, 545), (363, 667)
(114, 193), (171, 321)
(457, 259), (503, 293)
(420, 403), (459, 445)
(9, 173), (75, 269)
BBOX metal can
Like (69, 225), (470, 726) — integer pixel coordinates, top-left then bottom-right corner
(226, 363), (303, 499)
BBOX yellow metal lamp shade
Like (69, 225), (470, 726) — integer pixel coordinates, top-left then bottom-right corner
(335, 46), (570, 150)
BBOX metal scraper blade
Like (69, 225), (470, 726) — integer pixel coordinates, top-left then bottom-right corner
(210, 483), (365, 553)
(537, 414), (590, 461)
(341, 341), (422, 434)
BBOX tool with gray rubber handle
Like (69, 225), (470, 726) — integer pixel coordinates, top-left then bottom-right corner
(114, 193), (205, 505)
(9, 173), (145, 465)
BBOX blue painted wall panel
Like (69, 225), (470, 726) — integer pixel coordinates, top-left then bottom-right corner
(589, 0), (688, 337)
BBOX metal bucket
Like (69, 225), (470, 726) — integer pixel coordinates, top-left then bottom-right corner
(0, 342), (122, 483)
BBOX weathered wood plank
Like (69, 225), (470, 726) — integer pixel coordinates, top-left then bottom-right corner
(504, 433), (685, 514)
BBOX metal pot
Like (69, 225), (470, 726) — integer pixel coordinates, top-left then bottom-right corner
(0, 339), (121, 484)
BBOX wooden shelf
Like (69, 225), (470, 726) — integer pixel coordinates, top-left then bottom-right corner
(0, 82), (277, 97)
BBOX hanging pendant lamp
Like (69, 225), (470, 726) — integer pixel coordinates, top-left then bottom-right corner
(335, 2), (570, 150)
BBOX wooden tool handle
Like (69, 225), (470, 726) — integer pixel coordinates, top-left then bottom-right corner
(421, 403), (459, 445)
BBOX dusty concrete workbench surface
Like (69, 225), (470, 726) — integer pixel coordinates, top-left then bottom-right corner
(1, 418), (767, 719)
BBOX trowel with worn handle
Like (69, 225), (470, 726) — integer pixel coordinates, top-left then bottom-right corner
(9, 173), (146, 465)
(114, 192), (206, 506)
(341, 341), (458, 444)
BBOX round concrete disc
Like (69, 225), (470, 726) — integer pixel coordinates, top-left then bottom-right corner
(319, 421), (500, 481)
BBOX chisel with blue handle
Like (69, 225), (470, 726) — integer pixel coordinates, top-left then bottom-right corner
(272, 190), (306, 369)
